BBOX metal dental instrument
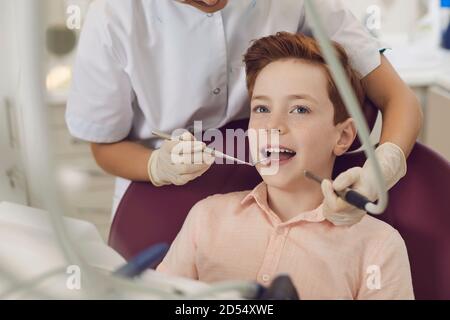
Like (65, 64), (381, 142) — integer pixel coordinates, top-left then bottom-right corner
(304, 170), (374, 212)
(152, 130), (267, 167)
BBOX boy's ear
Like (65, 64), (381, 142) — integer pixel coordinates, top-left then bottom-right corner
(333, 118), (357, 156)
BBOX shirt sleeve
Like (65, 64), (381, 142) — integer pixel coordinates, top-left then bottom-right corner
(66, 1), (134, 143)
(357, 230), (415, 300)
(156, 201), (205, 280)
(299, 0), (382, 78)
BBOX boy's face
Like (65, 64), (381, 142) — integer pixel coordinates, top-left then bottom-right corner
(249, 59), (354, 190)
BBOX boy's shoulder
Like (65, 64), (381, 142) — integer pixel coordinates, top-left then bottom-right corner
(352, 214), (404, 245)
(188, 190), (253, 222)
(185, 190), (254, 228)
(194, 190), (252, 212)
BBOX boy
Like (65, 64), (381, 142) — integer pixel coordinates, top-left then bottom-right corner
(156, 32), (414, 300)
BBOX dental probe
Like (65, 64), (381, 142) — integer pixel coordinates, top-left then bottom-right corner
(152, 130), (267, 166)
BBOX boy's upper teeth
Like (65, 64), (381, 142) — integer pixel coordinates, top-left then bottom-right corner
(266, 147), (295, 154)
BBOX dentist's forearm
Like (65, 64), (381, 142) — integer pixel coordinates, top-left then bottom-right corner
(378, 91), (423, 157)
(91, 141), (152, 181)
(362, 55), (423, 158)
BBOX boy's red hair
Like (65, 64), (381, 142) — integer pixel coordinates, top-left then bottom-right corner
(243, 32), (365, 124)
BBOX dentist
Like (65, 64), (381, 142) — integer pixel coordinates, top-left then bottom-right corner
(66, 0), (422, 224)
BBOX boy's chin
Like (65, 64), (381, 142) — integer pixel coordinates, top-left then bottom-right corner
(259, 169), (302, 190)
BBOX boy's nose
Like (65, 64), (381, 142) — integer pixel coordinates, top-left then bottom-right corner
(264, 126), (287, 136)
(265, 117), (288, 135)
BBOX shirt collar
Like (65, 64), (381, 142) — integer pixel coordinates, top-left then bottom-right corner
(241, 182), (325, 225)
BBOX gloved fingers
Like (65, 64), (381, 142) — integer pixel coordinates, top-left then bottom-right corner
(362, 143), (407, 193)
(321, 180), (339, 209)
(160, 139), (181, 153)
(149, 136), (212, 186)
(328, 197), (355, 214)
(180, 163), (211, 180)
(322, 178), (367, 227)
(352, 181), (377, 202)
(177, 133), (213, 155)
(335, 197), (354, 212)
(322, 179), (356, 212)
(172, 162), (211, 175)
(174, 140), (206, 154)
(171, 164), (211, 185)
(168, 131), (194, 142)
(164, 169), (193, 186)
(169, 147), (214, 170)
(170, 149), (214, 166)
(161, 131), (204, 152)
(172, 175), (190, 186)
(373, 142), (407, 179)
(177, 131), (196, 142)
(200, 150), (216, 165)
(169, 142), (206, 163)
(193, 150), (216, 166)
(332, 167), (362, 191)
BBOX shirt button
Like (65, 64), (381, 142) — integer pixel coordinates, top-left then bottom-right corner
(276, 228), (285, 235)
(207, 13), (214, 17)
(213, 88), (221, 95)
(262, 274), (270, 282)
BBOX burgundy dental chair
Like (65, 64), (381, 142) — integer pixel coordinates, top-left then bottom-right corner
(109, 100), (450, 300)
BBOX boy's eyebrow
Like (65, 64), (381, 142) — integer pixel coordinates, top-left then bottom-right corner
(251, 95), (271, 101)
(252, 94), (318, 104)
(287, 94), (318, 104)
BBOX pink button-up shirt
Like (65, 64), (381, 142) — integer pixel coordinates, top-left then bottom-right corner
(157, 183), (414, 300)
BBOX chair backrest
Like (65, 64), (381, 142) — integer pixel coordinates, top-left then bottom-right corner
(109, 106), (450, 299)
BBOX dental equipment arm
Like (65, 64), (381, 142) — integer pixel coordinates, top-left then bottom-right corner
(304, 0), (388, 215)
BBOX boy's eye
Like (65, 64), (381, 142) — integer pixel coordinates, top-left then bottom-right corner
(290, 105), (310, 114)
(253, 105), (270, 113)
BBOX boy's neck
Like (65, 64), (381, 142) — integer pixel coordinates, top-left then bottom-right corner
(266, 172), (331, 222)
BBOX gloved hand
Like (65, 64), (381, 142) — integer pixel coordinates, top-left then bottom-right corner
(321, 142), (407, 226)
(147, 132), (215, 187)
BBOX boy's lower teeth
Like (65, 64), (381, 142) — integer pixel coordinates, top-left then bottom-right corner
(269, 152), (295, 161)
(278, 153), (293, 161)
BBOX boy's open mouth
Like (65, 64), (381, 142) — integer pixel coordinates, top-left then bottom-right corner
(260, 145), (297, 165)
